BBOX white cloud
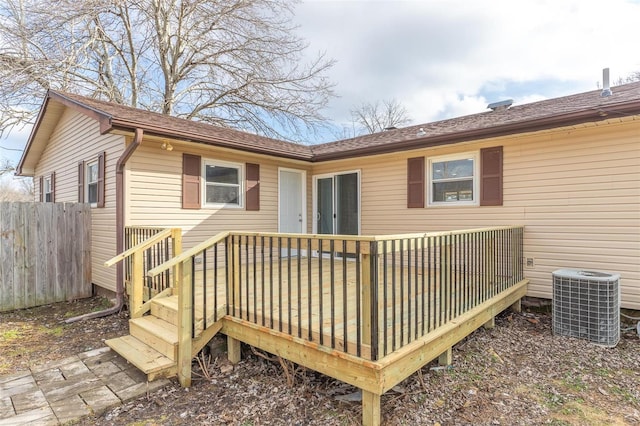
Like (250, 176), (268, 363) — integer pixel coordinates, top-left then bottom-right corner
(295, 0), (640, 135)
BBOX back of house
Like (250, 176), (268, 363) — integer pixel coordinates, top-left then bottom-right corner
(17, 81), (640, 310)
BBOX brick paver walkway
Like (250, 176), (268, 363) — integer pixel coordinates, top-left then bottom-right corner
(0, 347), (170, 425)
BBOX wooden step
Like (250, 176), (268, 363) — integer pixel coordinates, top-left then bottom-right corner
(129, 316), (178, 360)
(150, 295), (178, 325)
(105, 335), (176, 381)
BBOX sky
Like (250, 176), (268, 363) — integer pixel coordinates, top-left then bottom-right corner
(2, 0), (640, 167)
(294, 0), (640, 140)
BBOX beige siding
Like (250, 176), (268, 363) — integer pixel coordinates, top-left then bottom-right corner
(34, 109), (125, 292)
(126, 142), (312, 251)
(311, 119), (640, 309)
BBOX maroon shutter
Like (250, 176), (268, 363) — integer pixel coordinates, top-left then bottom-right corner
(97, 151), (106, 207)
(480, 146), (503, 206)
(78, 162), (84, 203)
(38, 176), (43, 202)
(182, 154), (201, 209)
(245, 163), (260, 211)
(407, 157), (425, 208)
(50, 172), (56, 202)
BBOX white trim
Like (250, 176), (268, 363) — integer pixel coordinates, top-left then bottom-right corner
(43, 175), (52, 202)
(278, 167), (307, 233)
(427, 151), (479, 207)
(86, 159), (98, 208)
(201, 158), (245, 209)
(311, 169), (361, 235)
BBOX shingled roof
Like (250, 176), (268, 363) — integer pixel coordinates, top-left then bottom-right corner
(311, 81), (640, 160)
(51, 91), (314, 161)
(20, 81), (640, 172)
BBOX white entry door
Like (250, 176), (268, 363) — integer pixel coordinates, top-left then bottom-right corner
(279, 169), (306, 255)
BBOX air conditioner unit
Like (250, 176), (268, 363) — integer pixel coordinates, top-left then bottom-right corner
(552, 269), (620, 347)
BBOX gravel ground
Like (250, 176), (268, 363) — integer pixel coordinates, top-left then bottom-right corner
(2, 297), (639, 425)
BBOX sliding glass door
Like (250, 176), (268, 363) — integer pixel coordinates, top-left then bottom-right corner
(314, 171), (360, 236)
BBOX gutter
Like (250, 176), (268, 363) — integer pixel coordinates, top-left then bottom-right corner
(311, 100), (640, 162)
(66, 128), (144, 323)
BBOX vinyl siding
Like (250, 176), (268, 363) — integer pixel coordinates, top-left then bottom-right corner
(126, 142), (312, 251)
(310, 119), (640, 309)
(34, 109), (125, 292)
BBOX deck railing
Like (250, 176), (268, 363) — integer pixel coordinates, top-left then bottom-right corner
(373, 226), (523, 358)
(107, 227), (182, 317)
(147, 226), (524, 368)
(124, 226), (180, 304)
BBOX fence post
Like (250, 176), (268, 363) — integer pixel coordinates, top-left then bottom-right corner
(177, 256), (192, 387)
(130, 250), (144, 318)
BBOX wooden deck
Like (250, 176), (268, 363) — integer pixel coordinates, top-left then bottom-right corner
(107, 226), (527, 426)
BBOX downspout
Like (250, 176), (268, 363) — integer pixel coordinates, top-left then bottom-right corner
(66, 128), (144, 323)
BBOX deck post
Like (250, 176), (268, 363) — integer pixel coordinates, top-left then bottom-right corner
(483, 316), (496, 329)
(362, 390), (381, 426)
(130, 250), (143, 318)
(362, 252), (372, 346)
(171, 228), (182, 292)
(226, 235), (241, 317)
(511, 298), (522, 313)
(485, 234), (495, 295)
(438, 348), (452, 366)
(227, 336), (241, 364)
(177, 257), (193, 387)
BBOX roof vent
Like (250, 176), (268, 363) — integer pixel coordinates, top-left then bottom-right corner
(487, 99), (513, 111)
(601, 68), (612, 97)
(383, 126), (397, 131)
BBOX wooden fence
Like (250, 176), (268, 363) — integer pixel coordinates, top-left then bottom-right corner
(0, 202), (92, 312)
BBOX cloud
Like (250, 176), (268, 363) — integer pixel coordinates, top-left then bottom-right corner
(295, 0), (640, 134)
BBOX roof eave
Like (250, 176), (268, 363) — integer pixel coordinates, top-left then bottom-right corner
(109, 119), (314, 162)
(16, 91), (115, 176)
(15, 95), (50, 176)
(49, 91), (114, 133)
(311, 101), (640, 162)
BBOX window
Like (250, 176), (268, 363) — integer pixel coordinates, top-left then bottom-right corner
(78, 152), (105, 207)
(43, 176), (53, 202)
(428, 152), (478, 206)
(39, 172), (55, 202)
(182, 154), (258, 210)
(203, 160), (243, 207)
(86, 160), (99, 205)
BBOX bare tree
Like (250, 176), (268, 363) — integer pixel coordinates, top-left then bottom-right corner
(350, 98), (411, 135)
(614, 71), (640, 86)
(0, 158), (32, 200)
(0, 178), (32, 201)
(0, 158), (14, 175)
(0, 0), (335, 140)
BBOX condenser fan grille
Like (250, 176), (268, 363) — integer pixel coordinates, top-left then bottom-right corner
(552, 269), (620, 347)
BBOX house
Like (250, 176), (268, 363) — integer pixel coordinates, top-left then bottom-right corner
(15, 81), (639, 426)
(17, 81), (640, 310)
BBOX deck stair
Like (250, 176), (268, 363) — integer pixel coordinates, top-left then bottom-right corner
(106, 292), (221, 381)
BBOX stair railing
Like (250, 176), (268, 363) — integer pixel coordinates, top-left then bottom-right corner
(147, 231), (231, 387)
(105, 228), (182, 318)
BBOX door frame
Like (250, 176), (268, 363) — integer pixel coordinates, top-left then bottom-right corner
(278, 167), (307, 234)
(312, 169), (361, 235)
